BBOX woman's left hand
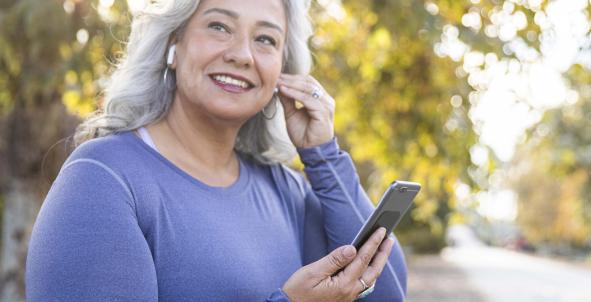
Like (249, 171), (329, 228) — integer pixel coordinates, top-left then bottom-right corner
(277, 73), (335, 149)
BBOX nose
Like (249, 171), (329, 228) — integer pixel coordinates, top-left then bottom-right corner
(223, 35), (254, 69)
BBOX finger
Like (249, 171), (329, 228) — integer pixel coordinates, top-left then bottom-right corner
(277, 88), (297, 115)
(361, 236), (395, 285)
(342, 227), (387, 282)
(278, 78), (321, 93)
(279, 73), (318, 82)
(278, 77), (319, 96)
(279, 73), (314, 81)
(279, 74), (325, 95)
(357, 277), (371, 295)
(279, 82), (331, 113)
(278, 85), (324, 113)
(305, 245), (357, 279)
(278, 75), (334, 112)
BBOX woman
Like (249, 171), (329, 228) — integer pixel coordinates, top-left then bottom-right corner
(26, 0), (407, 301)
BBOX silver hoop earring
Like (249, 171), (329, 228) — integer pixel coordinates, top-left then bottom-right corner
(262, 98), (278, 120)
(163, 67), (176, 90)
(163, 67), (170, 82)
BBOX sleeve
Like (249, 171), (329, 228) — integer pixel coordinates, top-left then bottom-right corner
(26, 159), (158, 302)
(266, 288), (292, 302)
(297, 138), (407, 302)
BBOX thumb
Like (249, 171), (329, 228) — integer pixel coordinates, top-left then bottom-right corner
(307, 245), (357, 277)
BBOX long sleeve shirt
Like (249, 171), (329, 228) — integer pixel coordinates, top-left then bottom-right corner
(26, 131), (407, 301)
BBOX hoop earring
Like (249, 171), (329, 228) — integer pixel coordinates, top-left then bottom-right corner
(262, 97), (278, 120)
(163, 67), (176, 90)
(163, 44), (176, 90)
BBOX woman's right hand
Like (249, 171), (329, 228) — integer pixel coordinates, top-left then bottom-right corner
(282, 227), (395, 302)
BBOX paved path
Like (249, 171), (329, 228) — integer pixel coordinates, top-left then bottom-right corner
(406, 253), (485, 302)
(406, 247), (591, 302)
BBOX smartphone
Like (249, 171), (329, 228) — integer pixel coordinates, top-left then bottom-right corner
(351, 180), (421, 250)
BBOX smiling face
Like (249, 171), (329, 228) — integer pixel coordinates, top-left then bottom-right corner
(171, 0), (286, 123)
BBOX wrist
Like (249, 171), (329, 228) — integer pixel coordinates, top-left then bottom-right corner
(296, 137), (339, 166)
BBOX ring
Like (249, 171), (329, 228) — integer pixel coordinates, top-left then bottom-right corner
(311, 88), (322, 99)
(359, 278), (369, 291)
(357, 283), (375, 300)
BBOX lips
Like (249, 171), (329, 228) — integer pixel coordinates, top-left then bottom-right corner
(209, 73), (255, 93)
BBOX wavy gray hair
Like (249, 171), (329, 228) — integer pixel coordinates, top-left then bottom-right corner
(75, 0), (313, 164)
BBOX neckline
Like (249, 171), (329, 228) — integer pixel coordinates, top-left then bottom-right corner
(122, 131), (250, 196)
(137, 126), (158, 152)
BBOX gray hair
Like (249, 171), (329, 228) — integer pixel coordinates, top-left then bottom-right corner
(75, 0), (314, 164)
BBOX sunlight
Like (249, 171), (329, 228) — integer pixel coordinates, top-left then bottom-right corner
(127, 0), (147, 14)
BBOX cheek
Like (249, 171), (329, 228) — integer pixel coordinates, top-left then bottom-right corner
(178, 42), (218, 84)
(259, 56), (283, 82)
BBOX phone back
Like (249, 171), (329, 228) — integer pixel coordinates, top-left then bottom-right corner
(351, 181), (421, 249)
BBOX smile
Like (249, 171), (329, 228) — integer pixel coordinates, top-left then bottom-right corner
(209, 73), (255, 93)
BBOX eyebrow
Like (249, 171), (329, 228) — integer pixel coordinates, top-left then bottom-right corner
(203, 8), (285, 34)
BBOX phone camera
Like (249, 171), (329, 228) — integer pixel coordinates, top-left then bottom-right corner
(399, 187), (408, 193)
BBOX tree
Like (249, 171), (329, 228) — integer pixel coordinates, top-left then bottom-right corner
(310, 0), (479, 252)
(510, 64), (591, 248)
(0, 1), (129, 299)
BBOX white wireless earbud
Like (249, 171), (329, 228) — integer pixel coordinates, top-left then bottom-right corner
(167, 44), (176, 66)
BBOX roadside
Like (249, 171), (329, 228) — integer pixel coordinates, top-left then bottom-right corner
(405, 225), (591, 302)
(406, 235), (591, 301)
(406, 254), (485, 302)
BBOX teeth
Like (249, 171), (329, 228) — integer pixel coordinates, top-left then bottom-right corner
(213, 75), (249, 89)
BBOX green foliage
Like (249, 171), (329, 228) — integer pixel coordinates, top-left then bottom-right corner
(498, 0), (591, 247)
(511, 66), (591, 247)
(310, 1), (478, 250)
(423, 0), (591, 250)
(0, 0), (130, 117)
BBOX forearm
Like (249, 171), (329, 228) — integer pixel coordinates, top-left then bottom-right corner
(298, 138), (377, 249)
(298, 138), (407, 301)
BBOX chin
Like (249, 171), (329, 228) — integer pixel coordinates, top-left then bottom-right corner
(205, 105), (260, 123)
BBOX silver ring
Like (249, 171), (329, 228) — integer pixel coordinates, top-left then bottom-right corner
(357, 283), (375, 300)
(359, 278), (369, 291)
(311, 88), (322, 99)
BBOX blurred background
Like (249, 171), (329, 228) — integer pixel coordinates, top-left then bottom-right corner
(1, 0), (590, 301)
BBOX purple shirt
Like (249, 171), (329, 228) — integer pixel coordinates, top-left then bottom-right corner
(26, 131), (407, 301)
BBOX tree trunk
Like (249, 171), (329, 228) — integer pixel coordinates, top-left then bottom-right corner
(0, 180), (40, 302)
(0, 102), (79, 301)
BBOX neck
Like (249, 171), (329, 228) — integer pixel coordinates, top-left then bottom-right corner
(151, 95), (243, 173)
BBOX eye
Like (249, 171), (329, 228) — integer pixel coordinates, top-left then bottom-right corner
(208, 22), (230, 33)
(257, 35), (277, 46)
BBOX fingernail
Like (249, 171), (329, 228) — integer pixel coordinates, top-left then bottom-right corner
(343, 246), (356, 258)
(387, 237), (395, 246)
